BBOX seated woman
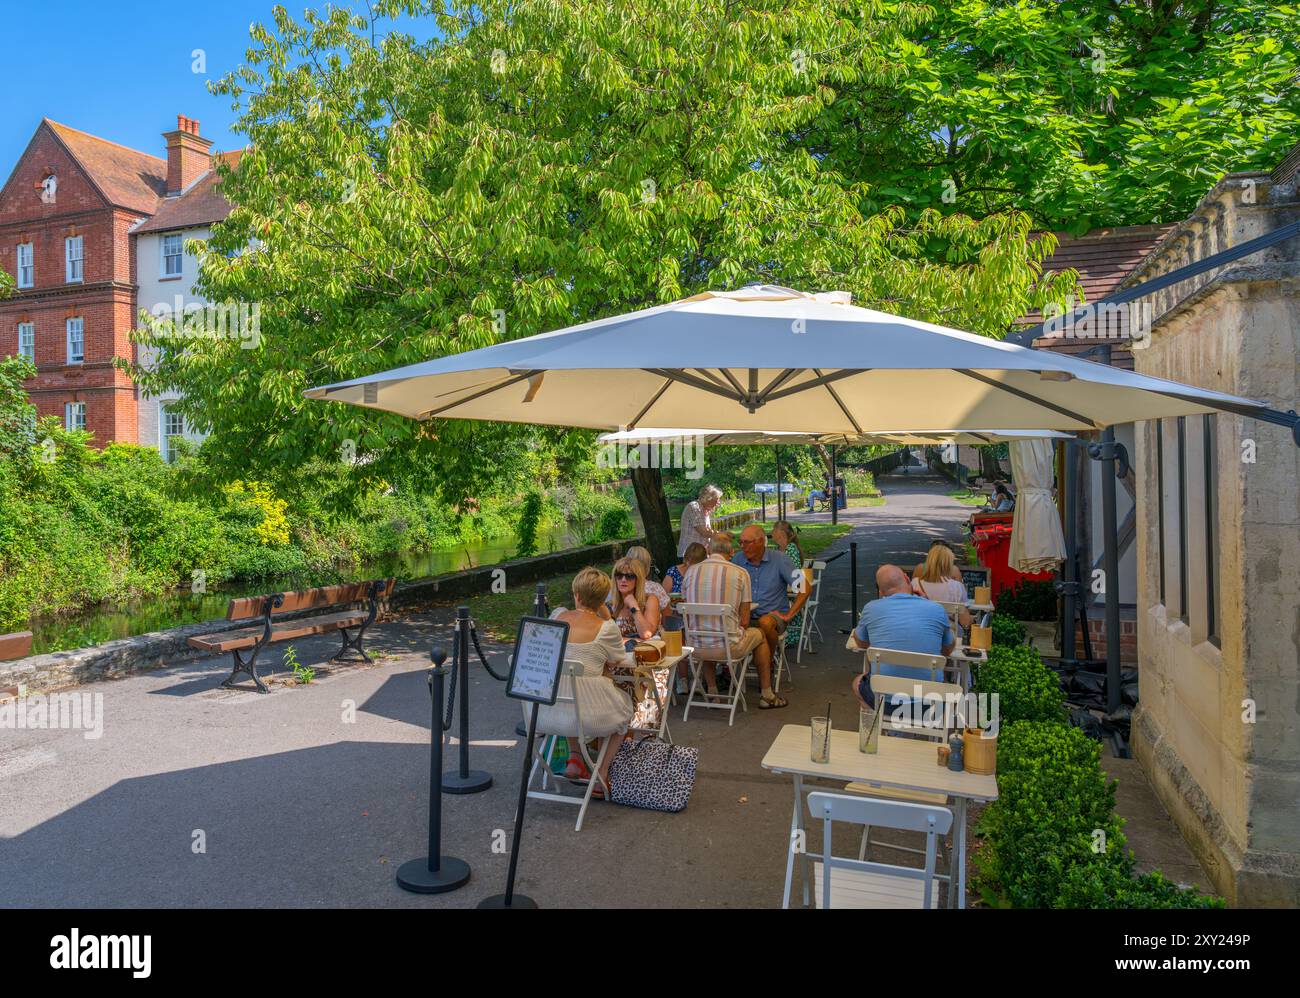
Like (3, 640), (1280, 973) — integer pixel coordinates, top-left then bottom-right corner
(984, 482), (1015, 512)
(537, 567), (635, 794)
(912, 540), (973, 629)
(771, 520), (806, 652)
(607, 556), (662, 641)
(625, 545), (672, 617)
(664, 542), (707, 595)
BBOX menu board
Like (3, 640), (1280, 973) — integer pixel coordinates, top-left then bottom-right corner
(506, 617), (570, 705)
(958, 565), (991, 600)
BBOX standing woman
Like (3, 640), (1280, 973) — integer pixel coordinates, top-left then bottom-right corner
(771, 520), (805, 653)
(607, 556), (661, 641)
(678, 484), (723, 557)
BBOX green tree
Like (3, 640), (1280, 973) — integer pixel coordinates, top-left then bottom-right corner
(813, 1), (1300, 233)
(129, 0), (1077, 569)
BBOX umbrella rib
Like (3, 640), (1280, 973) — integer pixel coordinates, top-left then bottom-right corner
(956, 370), (1098, 427)
(692, 368), (729, 388)
(764, 368), (865, 403)
(757, 368), (804, 403)
(644, 368), (745, 405)
(718, 369), (747, 396)
(627, 377), (674, 430)
(813, 368), (863, 434)
(417, 369), (543, 420)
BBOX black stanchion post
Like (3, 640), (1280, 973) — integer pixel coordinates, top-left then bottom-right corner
(830, 444), (838, 526)
(478, 700), (540, 909)
(397, 649), (471, 894)
(841, 541), (859, 633)
(443, 606), (493, 795)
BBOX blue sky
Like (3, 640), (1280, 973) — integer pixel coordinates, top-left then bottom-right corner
(0, 1), (432, 176)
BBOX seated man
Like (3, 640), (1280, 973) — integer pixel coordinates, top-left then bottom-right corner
(682, 534), (787, 709)
(850, 564), (955, 709)
(732, 524), (809, 665)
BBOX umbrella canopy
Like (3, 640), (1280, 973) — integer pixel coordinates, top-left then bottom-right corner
(1007, 438), (1067, 573)
(595, 427), (1077, 447)
(305, 285), (1270, 433)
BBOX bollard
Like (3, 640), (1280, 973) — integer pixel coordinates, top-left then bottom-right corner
(396, 648), (471, 894)
(841, 541), (859, 633)
(443, 606), (493, 794)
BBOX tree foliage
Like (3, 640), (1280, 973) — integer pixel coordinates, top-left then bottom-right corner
(130, 0), (1078, 506)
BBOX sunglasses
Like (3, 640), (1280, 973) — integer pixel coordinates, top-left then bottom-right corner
(613, 572), (637, 581)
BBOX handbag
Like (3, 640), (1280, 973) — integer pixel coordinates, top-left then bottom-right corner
(608, 737), (698, 813)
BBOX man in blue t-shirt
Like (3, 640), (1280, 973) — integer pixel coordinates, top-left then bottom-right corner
(850, 564), (954, 708)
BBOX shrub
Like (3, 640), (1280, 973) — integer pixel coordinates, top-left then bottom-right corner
(990, 611), (1026, 647)
(974, 720), (1128, 908)
(994, 579), (1057, 621)
(1052, 861), (1224, 909)
(514, 491), (544, 558)
(594, 505), (634, 542)
(974, 643), (1065, 726)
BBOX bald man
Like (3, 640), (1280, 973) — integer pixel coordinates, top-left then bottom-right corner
(850, 564), (954, 708)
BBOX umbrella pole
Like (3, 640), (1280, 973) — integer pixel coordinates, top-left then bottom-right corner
(775, 446), (783, 521)
(830, 444), (838, 526)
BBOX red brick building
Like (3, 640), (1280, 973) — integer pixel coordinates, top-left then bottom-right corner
(0, 116), (223, 446)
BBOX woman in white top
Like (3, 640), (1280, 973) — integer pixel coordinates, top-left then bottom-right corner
(912, 541), (973, 629)
(677, 484), (722, 557)
(537, 567), (635, 792)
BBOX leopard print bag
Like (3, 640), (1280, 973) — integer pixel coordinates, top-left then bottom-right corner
(608, 737), (699, 813)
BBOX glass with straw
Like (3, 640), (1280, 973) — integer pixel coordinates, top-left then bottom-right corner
(810, 701), (832, 763)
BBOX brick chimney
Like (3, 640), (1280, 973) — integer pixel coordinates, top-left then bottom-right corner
(163, 115), (214, 195)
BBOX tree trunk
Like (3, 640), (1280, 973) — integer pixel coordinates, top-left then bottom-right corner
(978, 445), (1002, 481)
(630, 467), (676, 575)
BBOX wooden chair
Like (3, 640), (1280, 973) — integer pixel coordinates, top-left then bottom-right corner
(805, 792), (952, 909)
(679, 602), (751, 726)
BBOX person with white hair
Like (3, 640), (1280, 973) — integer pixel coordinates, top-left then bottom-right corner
(678, 484), (723, 557)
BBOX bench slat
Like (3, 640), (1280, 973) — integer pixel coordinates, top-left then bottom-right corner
(189, 610), (368, 653)
(225, 580), (393, 621)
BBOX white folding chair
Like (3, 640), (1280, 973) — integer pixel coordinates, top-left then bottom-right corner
(845, 676), (957, 877)
(804, 792), (953, 909)
(795, 561), (826, 663)
(524, 659), (618, 832)
(868, 644), (964, 690)
(679, 602), (751, 726)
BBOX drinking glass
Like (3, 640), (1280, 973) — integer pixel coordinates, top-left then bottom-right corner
(810, 716), (831, 763)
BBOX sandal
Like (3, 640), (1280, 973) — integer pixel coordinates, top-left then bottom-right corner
(591, 780), (609, 800)
(759, 693), (789, 710)
(563, 757), (591, 782)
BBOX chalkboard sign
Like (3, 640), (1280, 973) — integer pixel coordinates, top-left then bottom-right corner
(506, 617), (570, 705)
(957, 565), (990, 600)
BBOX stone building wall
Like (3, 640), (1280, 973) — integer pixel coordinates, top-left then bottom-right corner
(1127, 168), (1300, 906)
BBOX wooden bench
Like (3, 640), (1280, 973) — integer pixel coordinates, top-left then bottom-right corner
(1, 630), (33, 661)
(188, 580), (395, 693)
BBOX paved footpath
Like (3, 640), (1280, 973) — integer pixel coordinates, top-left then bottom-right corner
(0, 472), (980, 908)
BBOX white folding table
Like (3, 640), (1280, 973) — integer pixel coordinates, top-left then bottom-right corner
(761, 723), (997, 909)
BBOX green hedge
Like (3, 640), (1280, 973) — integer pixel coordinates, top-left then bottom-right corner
(973, 643), (1065, 726)
(971, 641), (1223, 909)
(990, 611), (1026, 647)
(993, 579), (1057, 621)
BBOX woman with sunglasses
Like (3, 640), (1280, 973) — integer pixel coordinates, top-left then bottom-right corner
(607, 556), (661, 641)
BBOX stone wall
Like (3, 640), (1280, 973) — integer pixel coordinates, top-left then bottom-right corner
(1127, 170), (1300, 906)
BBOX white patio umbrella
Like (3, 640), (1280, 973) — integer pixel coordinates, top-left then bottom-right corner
(596, 427), (1078, 446)
(305, 285), (1271, 433)
(1007, 438), (1067, 573)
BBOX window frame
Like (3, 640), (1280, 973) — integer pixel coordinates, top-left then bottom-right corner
(66, 316), (84, 364)
(17, 321), (35, 362)
(1176, 416), (1189, 625)
(64, 401), (86, 432)
(1204, 414), (1220, 646)
(1155, 419), (1165, 605)
(161, 233), (184, 278)
(160, 405), (187, 463)
(65, 235), (83, 283)
(16, 242), (34, 288)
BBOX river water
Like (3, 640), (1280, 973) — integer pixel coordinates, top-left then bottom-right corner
(26, 524), (582, 655)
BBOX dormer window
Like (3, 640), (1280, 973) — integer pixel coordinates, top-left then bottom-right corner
(65, 235), (83, 283)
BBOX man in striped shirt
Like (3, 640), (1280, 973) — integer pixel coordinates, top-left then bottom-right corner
(681, 534), (787, 709)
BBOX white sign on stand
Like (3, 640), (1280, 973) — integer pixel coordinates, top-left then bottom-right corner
(506, 617), (569, 705)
